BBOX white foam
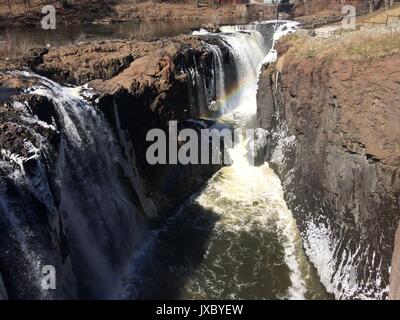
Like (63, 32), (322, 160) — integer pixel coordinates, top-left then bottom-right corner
(193, 22), (308, 299)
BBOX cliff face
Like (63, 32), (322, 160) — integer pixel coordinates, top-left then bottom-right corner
(257, 38), (400, 298)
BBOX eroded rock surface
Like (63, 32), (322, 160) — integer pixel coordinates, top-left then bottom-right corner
(257, 46), (400, 298)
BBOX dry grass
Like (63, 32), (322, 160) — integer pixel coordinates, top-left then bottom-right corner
(359, 3), (400, 25)
(0, 0), (57, 14)
(281, 28), (400, 61)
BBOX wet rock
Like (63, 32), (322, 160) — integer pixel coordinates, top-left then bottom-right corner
(308, 29), (317, 37)
(201, 23), (221, 33)
(0, 33), (234, 297)
(0, 87), (19, 104)
(0, 84), (77, 299)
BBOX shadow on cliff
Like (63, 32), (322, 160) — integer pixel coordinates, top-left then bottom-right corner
(126, 203), (220, 299)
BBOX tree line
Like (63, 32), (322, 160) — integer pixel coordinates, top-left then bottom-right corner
(3, 0), (72, 10)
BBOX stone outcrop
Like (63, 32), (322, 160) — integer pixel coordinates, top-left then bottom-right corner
(30, 36), (231, 221)
(257, 36), (400, 298)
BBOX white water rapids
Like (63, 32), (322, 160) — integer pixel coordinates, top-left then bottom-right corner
(124, 21), (330, 300)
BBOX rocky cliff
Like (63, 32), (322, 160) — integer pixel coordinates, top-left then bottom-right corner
(257, 31), (400, 299)
(0, 74), (77, 299)
(30, 35), (233, 221)
(0, 34), (233, 299)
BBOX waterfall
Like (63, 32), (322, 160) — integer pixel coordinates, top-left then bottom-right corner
(188, 28), (267, 116)
(2, 72), (147, 298)
(217, 30), (266, 115)
(33, 74), (147, 298)
(0, 21), (340, 300)
(203, 42), (226, 113)
(124, 22), (328, 300)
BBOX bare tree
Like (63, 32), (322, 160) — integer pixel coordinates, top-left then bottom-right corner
(58, 0), (72, 8)
(23, 0), (31, 9)
(384, 0), (395, 10)
(304, 0), (309, 15)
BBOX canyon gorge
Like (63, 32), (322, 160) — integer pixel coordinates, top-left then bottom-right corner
(0, 5), (400, 300)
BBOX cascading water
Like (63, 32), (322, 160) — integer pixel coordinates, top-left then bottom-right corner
(124, 22), (330, 300)
(1, 73), (147, 298)
(202, 42), (226, 113)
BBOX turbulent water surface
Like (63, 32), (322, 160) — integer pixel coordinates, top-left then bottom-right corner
(0, 20), (334, 300)
(123, 22), (331, 300)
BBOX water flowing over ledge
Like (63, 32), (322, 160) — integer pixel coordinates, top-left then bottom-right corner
(123, 21), (328, 300)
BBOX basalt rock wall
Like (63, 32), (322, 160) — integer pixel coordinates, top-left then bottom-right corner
(257, 46), (400, 298)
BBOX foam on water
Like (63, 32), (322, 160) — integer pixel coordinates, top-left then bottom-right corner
(125, 21), (326, 300)
(8, 71), (147, 298)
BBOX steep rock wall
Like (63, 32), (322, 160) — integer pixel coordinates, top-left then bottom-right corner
(257, 50), (400, 298)
(0, 84), (78, 299)
(33, 36), (232, 221)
